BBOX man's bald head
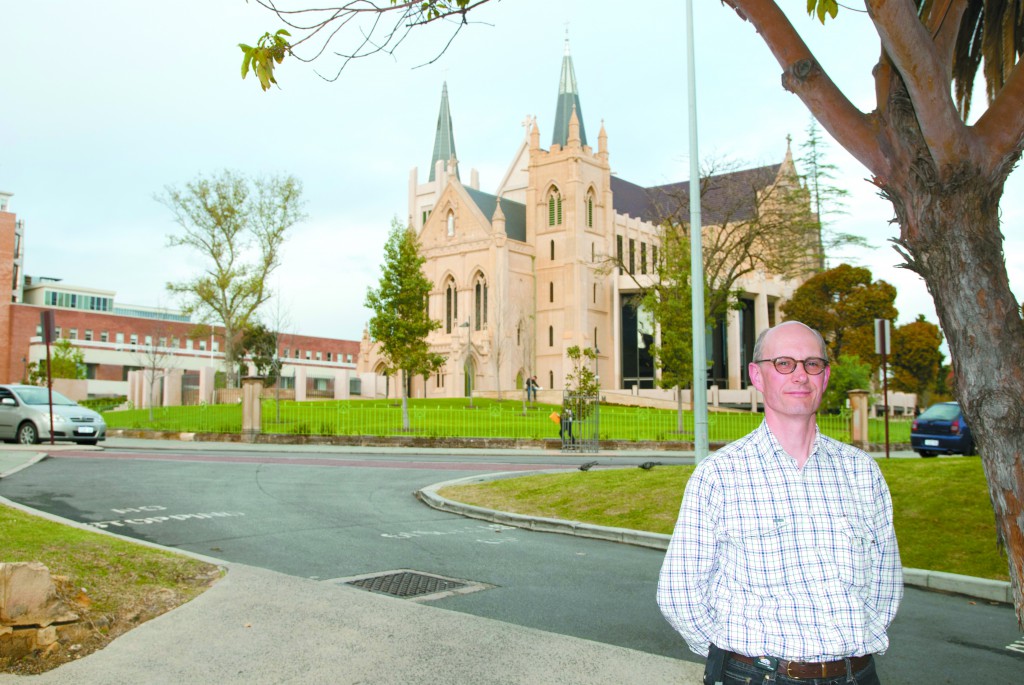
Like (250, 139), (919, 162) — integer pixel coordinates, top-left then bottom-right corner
(752, 321), (828, 362)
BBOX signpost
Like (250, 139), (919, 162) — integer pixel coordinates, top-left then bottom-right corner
(875, 318), (891, 459)
(40, 310), (56, 445)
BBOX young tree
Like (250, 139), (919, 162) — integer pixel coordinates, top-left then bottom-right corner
(158, 170), (305, 390)
(890, 315), (945, 406)
(643, 225), (694, 434)
(365, 219), (445, 430)
(28, 339), (85, 385)
(239, 323), (281, 386)
(781, 264), (898, 369)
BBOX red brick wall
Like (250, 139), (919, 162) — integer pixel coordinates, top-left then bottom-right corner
(1, 210), (18, 382)
(3, 301), (360, 385)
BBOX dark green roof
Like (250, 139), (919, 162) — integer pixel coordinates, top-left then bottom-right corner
(464, 187), (526, 243)
(430, 82), (459, 182)
(551, 41), (587, 148)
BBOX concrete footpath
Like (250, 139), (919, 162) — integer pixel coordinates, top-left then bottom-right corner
(0, 441), (700, 684)
(0, 439), (1013, 683)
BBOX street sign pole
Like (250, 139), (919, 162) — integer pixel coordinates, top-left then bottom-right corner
(875, 318), (891, 459)
(40, 310), (56, 445)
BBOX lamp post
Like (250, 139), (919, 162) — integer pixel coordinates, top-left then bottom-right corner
(686, 0), (709, 463)
(459, 318), (474, 407)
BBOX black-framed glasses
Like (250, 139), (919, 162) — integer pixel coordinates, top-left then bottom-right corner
(754, 357), (829, 375)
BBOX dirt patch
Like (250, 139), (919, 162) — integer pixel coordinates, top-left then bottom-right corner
(1, 565), (221, 675)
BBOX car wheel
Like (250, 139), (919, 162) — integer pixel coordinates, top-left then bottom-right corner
(16, 422), (39, 445)
(963, 441), (976, 456)
(918, 450), (937, 458)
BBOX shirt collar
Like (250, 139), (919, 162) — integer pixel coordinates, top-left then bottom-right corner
(758, 420), (822, 468)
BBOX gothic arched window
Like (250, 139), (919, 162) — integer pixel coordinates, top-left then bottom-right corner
(473, 273), (488, 330)
(447, 210), (455, 236)
(547, 188), (562, 227)
(445, 277), (457, 333)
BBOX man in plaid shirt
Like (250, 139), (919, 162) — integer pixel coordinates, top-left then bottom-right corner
(657, 321), (902, 684)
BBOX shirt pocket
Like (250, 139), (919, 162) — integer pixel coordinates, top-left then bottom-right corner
(721, 519), (790, 591)
(829, 516), (872, 589)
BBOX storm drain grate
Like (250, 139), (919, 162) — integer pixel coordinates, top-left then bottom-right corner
(347, 571), (468, 598)
(331, 569), (493, 602)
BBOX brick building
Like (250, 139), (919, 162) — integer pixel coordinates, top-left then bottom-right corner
(0, 191), (363, 402)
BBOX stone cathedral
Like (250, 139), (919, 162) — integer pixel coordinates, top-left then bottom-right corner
(360, 41), (809, 402)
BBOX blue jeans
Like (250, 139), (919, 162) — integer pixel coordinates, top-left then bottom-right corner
(716, 654), (880, 685)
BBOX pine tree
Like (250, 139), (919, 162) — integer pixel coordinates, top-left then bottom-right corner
(797, 119), (865, 269)
(365, 219), (444, 430)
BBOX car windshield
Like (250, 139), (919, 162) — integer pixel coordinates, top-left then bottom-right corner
(12, 387), (78, 406)
(919, 403), (960, 421)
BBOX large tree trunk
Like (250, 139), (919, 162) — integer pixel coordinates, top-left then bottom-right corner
(886, 165), (1024, 623)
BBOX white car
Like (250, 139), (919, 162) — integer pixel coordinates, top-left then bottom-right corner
(0, 384), (107, 446)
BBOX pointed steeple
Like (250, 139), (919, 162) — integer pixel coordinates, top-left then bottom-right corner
(551, 34), (587, 148)
(429, 82), (459, 182)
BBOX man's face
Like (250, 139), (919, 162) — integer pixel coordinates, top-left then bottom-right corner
(748, 324), (830, 419)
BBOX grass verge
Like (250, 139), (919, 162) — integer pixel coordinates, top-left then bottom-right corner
(1, 505), (221, 674)
(439, 456), (1008, 582)
(104, 397), (911, 444)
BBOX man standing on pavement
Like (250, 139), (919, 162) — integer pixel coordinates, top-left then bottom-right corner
(657, 321), (902, 684)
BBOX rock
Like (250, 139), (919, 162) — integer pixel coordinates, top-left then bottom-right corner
(0, 562), (79, 628)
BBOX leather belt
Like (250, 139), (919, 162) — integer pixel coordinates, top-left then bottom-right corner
(727, 652), (872, 680)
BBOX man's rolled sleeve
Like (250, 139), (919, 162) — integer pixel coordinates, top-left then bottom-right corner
(657, 462), (721, 657)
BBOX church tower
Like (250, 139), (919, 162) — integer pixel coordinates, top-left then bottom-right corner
(528, 38), (612, 392)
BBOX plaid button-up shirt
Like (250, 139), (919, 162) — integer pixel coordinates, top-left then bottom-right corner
(657, 421), (903, 661)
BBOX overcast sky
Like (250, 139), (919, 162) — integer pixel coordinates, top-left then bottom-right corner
(3, 1), (1020, 348)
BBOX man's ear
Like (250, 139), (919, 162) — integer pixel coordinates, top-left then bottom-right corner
(748, 362), (764, 393)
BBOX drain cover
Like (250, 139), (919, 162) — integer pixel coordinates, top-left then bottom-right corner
(334, 570), (492, 602)
(347, 571), (466, 598)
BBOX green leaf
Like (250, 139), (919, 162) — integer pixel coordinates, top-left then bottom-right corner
(241, 49), (253, 79)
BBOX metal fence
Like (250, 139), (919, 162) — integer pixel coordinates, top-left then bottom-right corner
(559, 393), (599, 453)
(103, 398), (911, 446)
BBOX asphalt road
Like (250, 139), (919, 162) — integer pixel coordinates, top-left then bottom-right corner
(1, 444), (1022, 684)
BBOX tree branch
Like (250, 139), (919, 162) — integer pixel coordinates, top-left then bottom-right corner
(865, 0), (971, 167)
(723, 0), (889, 177)
(974, 62), (1024, 169)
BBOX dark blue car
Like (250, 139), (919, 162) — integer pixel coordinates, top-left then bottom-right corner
(911, 402), (975, 457)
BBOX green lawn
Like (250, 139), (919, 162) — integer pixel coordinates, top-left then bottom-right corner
(104, 397), (911, 445)
(440, 456), (1007, 581)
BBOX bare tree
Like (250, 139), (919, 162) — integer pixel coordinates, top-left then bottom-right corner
(647, 159), (818, 325)
(134, 325), (179, 422)
(514, 311), (536, 414)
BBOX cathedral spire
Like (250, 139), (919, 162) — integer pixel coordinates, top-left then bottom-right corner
(429, 81), (459, 182)
(551, 34), (587, 148)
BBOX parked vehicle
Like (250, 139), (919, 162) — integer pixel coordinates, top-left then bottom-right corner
(0, 384), (107, 446)
(911, 401), (974, 457)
